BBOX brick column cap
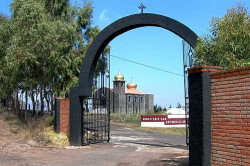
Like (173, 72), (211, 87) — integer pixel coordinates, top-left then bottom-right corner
(188, 66), (223, 74)
(55, 97), (69, 100)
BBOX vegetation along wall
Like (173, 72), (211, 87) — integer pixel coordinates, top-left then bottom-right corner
(211, 67), (250, 165)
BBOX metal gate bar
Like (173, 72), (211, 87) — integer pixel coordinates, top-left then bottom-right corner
(82, 52), (110, 145)
(182, 40), (195, 146)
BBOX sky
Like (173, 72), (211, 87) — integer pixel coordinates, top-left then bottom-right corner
(1, 0), (249, 108)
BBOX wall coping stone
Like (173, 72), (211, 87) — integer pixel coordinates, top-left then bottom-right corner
(188, 66), (223, 74)
(211, 66), (250, 79)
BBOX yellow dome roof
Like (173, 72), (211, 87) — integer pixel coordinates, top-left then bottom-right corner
(126, 82), (137, 89)
(114, 72), (124, 81)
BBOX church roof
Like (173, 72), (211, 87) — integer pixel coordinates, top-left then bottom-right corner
(125, 81), (144, 94)
(110, 87), (143, 95)
(125, 88), (143, 95)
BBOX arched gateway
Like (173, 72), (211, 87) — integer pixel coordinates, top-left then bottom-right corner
(70, 13), (197, 144)
(70, 12), (198, 147)
(67, 12), (224, 166)
(69, 12), (217, 166)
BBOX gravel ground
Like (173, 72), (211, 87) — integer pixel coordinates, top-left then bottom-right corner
(0, 115), (188, 166)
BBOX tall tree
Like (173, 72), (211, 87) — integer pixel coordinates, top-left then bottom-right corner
(0, 14), (17, 99)
(195, 4), (250, 69)
(2, 0), (101, 114)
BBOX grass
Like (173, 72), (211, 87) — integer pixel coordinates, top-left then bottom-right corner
(0, 108), (69, 148)
(110, 113), (141, 123)
(110, 112), (164, 124)
(138, 127), (186, 136)
(110, 113), (186, 136)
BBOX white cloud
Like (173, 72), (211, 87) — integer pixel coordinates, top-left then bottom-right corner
(99, 9), (109, 21)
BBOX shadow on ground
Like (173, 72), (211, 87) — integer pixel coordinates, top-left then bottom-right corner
(116, 157), (188, 166)
(146, 156), (188, 166)
(113, 139), (188, 150)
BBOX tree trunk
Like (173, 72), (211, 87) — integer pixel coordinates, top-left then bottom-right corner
(40, 87), (44, 115)
(21, 92), (23, 111)
(15, 88), (18, 114)
(44, 87), (50, 112)
(50, 93), (54, 116)
(31, 89), (36, 116)
(25, 90), (28, 118)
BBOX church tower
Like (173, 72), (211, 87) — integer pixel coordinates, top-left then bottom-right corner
(113, 72), (126, 114)
(113, 72), (125, 95)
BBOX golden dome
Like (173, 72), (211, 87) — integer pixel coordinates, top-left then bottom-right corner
(114, 72), (124, 81)
(126, 82), (137, 89)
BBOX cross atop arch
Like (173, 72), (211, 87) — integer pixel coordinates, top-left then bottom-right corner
(138, 3), (146, 13)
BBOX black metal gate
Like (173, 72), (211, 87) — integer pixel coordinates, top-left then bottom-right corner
(82, 51), (111, 145)
(182, 40), (195, 146)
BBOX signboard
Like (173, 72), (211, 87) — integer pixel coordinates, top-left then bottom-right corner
(141, 115), (188, 128)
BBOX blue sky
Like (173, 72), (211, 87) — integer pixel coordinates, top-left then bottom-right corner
(1, 0), (249, 108)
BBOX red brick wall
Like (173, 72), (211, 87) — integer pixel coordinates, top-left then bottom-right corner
(211, 67), (250, 165)
(57, 98), (70, 135)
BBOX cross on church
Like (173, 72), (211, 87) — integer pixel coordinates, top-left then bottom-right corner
(138, 3), (146, 13)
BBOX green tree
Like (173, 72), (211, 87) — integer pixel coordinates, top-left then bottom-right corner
(0, 14), (17, 99)
(0, 0), (101, 114)
(195, 4), (250, 69)
(154, 104), (162, 113)
(176, 102), (182, 108)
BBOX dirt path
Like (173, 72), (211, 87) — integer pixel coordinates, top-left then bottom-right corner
(0, 114), (188, 166)
(0, 111), (58, 166)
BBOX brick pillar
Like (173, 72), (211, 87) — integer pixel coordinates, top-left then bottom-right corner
(188, 66), (222, 166)
(54, 98), (70, 135)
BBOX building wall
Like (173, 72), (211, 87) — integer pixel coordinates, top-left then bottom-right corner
(118, 94), (126, 114)
(109, 80), (154, 114)
(110, 90), (114, 113)
(211, 67), (250, 165)
(113, 80), (126, 114)
(133, 94), (140, 114)
(145, 94), (154, 113)
(126, 94), (133, 114)
(125, 94), (146, 114)
(139, 95), (145, 114)
(113, 81), (125, 94)
(113, 92), (119, 114)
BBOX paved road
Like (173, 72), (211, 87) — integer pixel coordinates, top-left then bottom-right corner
(0, 124), (188, 166)
(111, 124), (187, 149)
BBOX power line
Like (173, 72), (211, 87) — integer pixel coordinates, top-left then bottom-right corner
(110, 55), (183, 77)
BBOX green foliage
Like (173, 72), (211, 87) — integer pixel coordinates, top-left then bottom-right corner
(195, 4), (250, 69)
(42, 0), (70, 18)
(0, 14), (17, 98)
(0, 0), (103, 110)
(154, 104), (162, 113)
(110, 113), (141, 124)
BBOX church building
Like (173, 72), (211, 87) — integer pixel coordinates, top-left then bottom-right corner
(109, 72), (154, 114)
